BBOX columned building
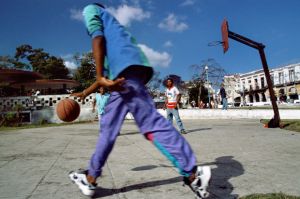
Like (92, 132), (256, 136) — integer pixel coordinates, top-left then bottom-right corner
(224, 63), (300, 105)
(223, 75), (240, 105)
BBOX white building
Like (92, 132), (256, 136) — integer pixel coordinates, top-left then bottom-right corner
(224, 63), (300, 106)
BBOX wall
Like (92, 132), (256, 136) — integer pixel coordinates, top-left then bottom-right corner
(0, 94), (97, 124)
(1, 95), (300, 124)
(157, 109), (300, 119)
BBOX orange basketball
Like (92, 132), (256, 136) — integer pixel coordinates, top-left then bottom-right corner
(56, 99), (80, 122)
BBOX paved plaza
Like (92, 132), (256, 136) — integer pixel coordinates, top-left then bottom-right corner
(0, 119), (299, 199)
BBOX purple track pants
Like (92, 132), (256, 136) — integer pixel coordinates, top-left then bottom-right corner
(88, 77), (197, 178)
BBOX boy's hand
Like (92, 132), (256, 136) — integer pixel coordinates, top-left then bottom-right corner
(71, 92), (86, 101)
(97, 77), (125, 91)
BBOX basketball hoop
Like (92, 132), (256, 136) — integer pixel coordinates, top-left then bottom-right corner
(207, 19), (229, 53)
(207, 41), (223, 47)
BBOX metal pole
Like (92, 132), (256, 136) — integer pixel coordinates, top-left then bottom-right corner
(258, 48), (280, 127)
(206, 67), (211, 107)
(227, 31), (281, 128)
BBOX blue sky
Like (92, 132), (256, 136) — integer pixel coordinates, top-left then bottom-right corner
(1, 0), (300, 81)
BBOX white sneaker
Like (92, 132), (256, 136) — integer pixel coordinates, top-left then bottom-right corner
(184, 166), (211, 199)
(69, 169), (96, 197)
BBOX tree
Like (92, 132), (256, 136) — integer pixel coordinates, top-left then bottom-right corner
(0, 55), (30, 70)
(189, 58), (226, 106)
(190, 58), (226, 89)
(186, 80), (207, 105)
(14, 44), (69, 79)
(73, 52), (96, 91)
(146, 71), (162, 98)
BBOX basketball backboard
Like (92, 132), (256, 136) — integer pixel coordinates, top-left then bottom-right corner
(221, 19), (229, 53)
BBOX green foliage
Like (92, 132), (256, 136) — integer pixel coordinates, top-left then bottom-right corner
(73, 52), (96, 91)
(5, 112), (15, 121)
(14, 44), (70, 79)
(0, 55), (30, 70)
(12, 104), (24, 112)
(261, 119), (300, 133)
(185, 79), (208, 104)
(1, 112), (21, 127)
(146, 71), (162, 97)
(38, 119), (49, 125)
(0, 120), (92, 131)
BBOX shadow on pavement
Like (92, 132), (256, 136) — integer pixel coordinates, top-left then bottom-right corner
(131, 165), (158, 171)
(205, 156), (244, 199)
(187, 128), (212, 133)
(92, 176), (182, 198)
(119, 127), (212, 137)
(119, 131), (140, 136)
(92, 156), (243, 198)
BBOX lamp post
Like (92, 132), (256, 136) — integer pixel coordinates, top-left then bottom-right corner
(205, 65), (211, 107)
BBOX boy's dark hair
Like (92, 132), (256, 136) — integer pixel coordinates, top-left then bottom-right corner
(167, 78), (174, 83)
(93, 3), (105, 8)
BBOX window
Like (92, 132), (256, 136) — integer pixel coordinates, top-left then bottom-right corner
(278, 72), (284, 84)
(261, 77), (265, 88)
(289, 69), (295, 82)
(270, 74), (274, 84)
(254, 79), (258, 89)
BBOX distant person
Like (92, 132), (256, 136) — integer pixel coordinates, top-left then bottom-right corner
(199, 100), (205, 109)
(191, 100), (196, 108)
(219, 83), (228, 110)
(34, 90), (40, 96)
(92, 87), (110, 120)
(210, 100), (215, 109)
(66, 89), (74, 94)
(164, 78), (186, 134)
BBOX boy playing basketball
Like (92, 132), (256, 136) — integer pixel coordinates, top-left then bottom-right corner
(70, 3), (211, 198)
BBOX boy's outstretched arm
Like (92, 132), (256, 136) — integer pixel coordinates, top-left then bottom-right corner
(92, 36), (125, 90)
(71, 37), (124, 100)
(92, 36), (105, 78)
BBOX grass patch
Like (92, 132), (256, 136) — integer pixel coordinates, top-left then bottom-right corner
(0, 121), (93, 132)
(261, 119), (300, 133)
(240, 193), (300, 199)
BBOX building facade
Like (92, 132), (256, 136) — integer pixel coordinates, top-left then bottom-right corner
(224, 63), (300, 106)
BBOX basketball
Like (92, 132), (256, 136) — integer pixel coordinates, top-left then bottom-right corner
(56, 99), (80, 122)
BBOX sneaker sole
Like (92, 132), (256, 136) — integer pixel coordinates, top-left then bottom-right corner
(198, 166), (211, 198)
(69, 172), (95, 197)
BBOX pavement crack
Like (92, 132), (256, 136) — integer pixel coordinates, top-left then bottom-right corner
(106, 160), (121, 199)
(0, 138), (48, 169)
(25, 136), (74, 199)
(122, 135), (178, 174)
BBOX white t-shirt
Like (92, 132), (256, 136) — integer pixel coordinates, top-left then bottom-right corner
(165, 86), (180, 109)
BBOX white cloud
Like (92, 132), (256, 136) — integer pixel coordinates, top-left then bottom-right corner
(69, 5), (150, 27)
(64, 60), (78, 70)
(107, 5), (151, 26)
(164, 41), (173, 48)
(158, 14), (188, 32)
(61, 54), (74, 60)
(138, 44), (172, 68)
(70, 8), (84, 22)
(181, 0), (196, 6)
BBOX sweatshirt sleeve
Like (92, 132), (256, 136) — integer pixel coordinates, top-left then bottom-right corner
(82, 4), (104, 38)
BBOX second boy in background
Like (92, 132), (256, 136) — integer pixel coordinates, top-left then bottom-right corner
(165, 78), (187, 134)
